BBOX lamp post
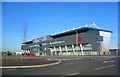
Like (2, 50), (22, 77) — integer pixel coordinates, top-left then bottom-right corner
(35, 38), (40, 56)
(36, 42), (39, 56)
(75, 30), (79, 56)
(74, 29), (83, 56)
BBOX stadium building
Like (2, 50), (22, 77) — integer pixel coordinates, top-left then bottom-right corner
(21, 23), (112, 56)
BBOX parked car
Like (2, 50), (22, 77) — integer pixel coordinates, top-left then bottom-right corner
(23, 53), (36, 56)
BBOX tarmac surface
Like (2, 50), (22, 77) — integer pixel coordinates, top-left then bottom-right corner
(2, 59), (58, 66)
(2, 55), (119, 76)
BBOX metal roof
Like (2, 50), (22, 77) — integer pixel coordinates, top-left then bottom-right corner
(23, 27), (112, 44)
(50, 27), (112, 38)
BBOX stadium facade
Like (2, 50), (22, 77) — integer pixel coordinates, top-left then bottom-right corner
(21, 23), (112, 56)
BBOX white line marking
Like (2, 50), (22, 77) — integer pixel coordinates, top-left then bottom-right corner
(0, 61), (61, 69)
(103, 60), (115, 63)
(95, 65), (115, 71)
(106, 65), (115, 68)
(95, 67), (106, 70)
(55, 58), (82, 61)
(68, 72), (79, 75)
(47, 59), (52, 61)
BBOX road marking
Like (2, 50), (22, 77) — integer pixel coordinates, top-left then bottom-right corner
(68, 72), (79, 75)
(95, 65), (115, 71)
(54, 58), (82, 61)
(103, 60), (115, 63)
(95, 67), (106, 70)
(106, 65), (115, 68)
(0, 61), (61, 69)
(47, 59), (52, 61)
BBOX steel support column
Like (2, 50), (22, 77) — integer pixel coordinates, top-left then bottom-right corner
(65, 45), (68, 55)
(80, 44), (83, 55)
(54, 47), (57, 56)
(72, 45), (75, 55)
(59, 46), (62, 56)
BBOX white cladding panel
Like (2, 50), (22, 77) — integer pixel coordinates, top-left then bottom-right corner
(99, 31), (111, 51)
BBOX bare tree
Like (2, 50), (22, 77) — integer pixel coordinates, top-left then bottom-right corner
(22, 22), (28, 43)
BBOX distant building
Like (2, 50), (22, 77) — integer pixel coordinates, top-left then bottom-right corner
(109, 49), (118, 55)
(21, 23), (112, 56)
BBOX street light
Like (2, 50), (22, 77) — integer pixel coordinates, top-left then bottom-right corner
(36, 42), (39, 56)
(74, 30), (79, 56)
(74, 29), (83, 56)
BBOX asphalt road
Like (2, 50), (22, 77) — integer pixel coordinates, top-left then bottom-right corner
(2, 56), (119, 76)
(2, 59), (58, 66)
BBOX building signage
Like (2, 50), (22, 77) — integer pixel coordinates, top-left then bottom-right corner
(29, 45), (39, 48)
(49, 41), (65, 45)
(77, 37), (82, 42)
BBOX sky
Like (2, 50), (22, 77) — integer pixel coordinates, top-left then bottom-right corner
(2, 2), (118, 52)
